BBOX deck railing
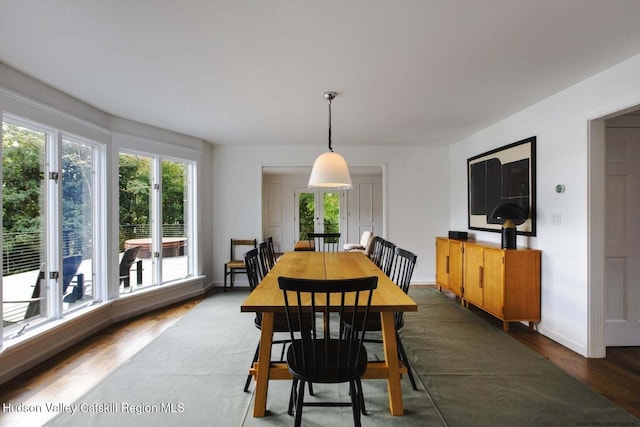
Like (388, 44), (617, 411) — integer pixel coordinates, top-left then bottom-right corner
(2, 224), (185, 276)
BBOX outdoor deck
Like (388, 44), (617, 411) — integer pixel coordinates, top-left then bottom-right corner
(2, 255), (189, 329)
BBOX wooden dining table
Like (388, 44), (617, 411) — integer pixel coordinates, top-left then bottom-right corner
(240, 250), (418, 417)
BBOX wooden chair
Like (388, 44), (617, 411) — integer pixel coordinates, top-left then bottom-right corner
(258, 238), (276, 273)
(266, 236), (283, 259)
(224, 238), (256, 291)
(307, 232), (341, 252)
(243, 249), (313, 394)
(378, 239), (397, 276)
(387, 247), (418, 390)
(369, 236), (384, 266)
(343, 247), (419, 392)
(278, 275), (378, 427)
(243, 248), (268, 391)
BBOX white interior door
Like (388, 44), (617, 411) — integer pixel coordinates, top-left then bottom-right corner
(605, 127), (640, 346)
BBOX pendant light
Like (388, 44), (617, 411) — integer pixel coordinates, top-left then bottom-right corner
(308, 91), (353, 189)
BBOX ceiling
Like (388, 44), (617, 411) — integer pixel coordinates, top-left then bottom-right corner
(1, 1), (640, 147)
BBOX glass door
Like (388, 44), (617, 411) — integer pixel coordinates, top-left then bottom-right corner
(294, 188), (343, 242)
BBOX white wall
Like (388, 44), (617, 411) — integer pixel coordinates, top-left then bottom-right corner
(211, 144), (450, 286)
(448, 53), (640, 357)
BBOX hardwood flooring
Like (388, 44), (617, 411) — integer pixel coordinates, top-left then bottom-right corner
(0, 290), (638, 427)
(471, 305), (640, 419)
(0, 296), (203, 427)
(509, 324), (640, 419)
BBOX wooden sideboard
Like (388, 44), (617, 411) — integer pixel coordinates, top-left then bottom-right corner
(435, 237), (464, 297)
(435, 237), (541, 331)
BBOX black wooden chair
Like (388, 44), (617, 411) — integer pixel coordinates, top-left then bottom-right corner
(243, 248), (313, 394)
(278, 275), (378, 427)
(307, 232), (341, 252)
(386, 247), (418, 390)
(223, 238), (257, 291)
(369, 236), (384, 266)
(243, 248), (267, 391)
(258, 238), (276, 273)
(344, 247), (419, 392)
(378, 239), (397, 276)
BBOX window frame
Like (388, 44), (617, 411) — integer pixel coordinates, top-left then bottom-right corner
(117, 149), (197, 293)
(1, 114), (106, 338)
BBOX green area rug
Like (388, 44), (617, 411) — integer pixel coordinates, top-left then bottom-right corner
(48, 287), (639, 426)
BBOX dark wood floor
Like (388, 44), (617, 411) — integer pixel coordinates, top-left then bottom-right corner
(471, 305), (640, 419)
(0, 291), (638, 426)
(510, 327), (640, 418)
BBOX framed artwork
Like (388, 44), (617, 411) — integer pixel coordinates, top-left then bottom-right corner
(467, 136), (536, 235)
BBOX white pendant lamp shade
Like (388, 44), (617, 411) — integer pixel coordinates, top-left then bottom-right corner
(308, 91), (353, 190)
(308, 151), (352, 189)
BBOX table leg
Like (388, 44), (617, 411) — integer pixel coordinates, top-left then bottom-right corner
(380, 311), (404, 415)
(253, 312), (274, 417)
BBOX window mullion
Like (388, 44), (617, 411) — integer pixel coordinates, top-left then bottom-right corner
(151, 158), (162, 284)
(46, 131), (63, 319)
(187, 164), (196, 277)
(93, 144), (106, 303)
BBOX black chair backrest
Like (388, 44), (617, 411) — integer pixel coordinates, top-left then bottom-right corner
(369, 236), (384, 266)
(390, 247), (417, 293)
(378, 239), (397, 276)
(119, 246), (140, 277)
(389, 247), (417, 327)
(266, 236), (277, 259)
(244, 248), (264, 291)
(278, 276), (378, 380)
(307, 232), (341, 252)
(245, 248), (265, 327)
(258, 239), (276, 273)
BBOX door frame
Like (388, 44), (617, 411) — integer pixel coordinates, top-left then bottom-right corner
(588, 103), (640, 357)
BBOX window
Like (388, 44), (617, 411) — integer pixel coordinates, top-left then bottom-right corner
(2, 116), (101, 338)
(118, 152), (194, 293)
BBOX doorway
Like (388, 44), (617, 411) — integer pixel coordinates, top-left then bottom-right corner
(261, 166), (384, 253)
(603, 111), (640, 346)
(589, 107), (640, 356)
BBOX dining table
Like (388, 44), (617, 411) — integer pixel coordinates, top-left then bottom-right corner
(240, 250), (418, 417)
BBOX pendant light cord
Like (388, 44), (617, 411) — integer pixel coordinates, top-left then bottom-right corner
(328, 97), (333, 152)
